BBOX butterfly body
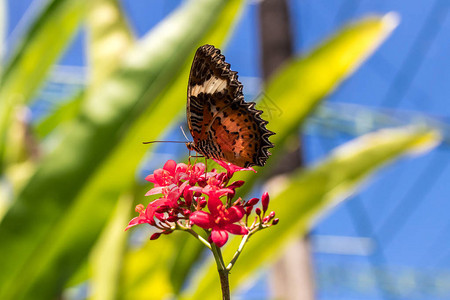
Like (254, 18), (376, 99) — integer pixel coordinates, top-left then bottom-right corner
(186, 44), (274, 168)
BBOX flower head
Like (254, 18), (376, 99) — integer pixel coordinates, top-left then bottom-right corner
(190, 196), (248, 247)
(127, 159), (275, 248)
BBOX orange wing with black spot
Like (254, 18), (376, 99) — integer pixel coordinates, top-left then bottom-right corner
(186, 44), (274, 167)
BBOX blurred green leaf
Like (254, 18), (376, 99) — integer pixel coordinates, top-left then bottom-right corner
(88, 192), (133, 300)
(0, 0), (243, 299)
(1, 0), (84, 100)
(34, 90), (84, 138)
(0, 0), (86, 170)
(186, 127), (440, 299)
(86, 0), (135, 89)
(34, 0), (135, 140)
(89, 0), (245, 296)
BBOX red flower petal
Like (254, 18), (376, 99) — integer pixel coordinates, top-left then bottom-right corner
(207, 196), (223, 215)
(145, 186), (164, 196)
(176, 163), (188, 174)
(189, 186), (204, 193)
(226, 206), (246, 223)
(223, 223), (248, 235)
(125, 217), (141, 231)
(163, 160), (177, 175)
(213, 159), (257, 175)
(190, 211), (214, 229)
(145, 174), (156, 183)
(210, 229), (229, 247)
(152, 169), (165, 185)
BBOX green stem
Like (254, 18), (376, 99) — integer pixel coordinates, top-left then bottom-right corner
(226, 232), (251, 271)
(211, 243), (230, 300)
(178, 224), (212, 250)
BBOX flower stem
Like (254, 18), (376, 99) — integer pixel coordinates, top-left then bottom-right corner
(211, 243), (230, 300)
(177, 223), (212, 250)
(226, 231), (254, 271)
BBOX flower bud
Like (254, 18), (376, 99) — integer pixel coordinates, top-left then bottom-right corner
(183, 189), (193, 207)
(217, 173), (226, 183)
(199, 199), (207, 208)
(269, 211), (276, 219)
(228, 180), (245, 190)
(194, 191), (202, 197)
(150, 232), (162, 240)
(255, 207), (261, 216)
(263, 216), (269, 223)
(197, 177), (207, 187)
(166, 215), (178, 222)
(245, 206), (253, 216)
(227, 190), (235, 201)
(245, 197), (259, 206)
(272, 218), (279, 225)
(261, 192), (270, 213)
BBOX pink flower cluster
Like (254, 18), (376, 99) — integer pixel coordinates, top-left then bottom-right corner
(126, 159), (277, 247)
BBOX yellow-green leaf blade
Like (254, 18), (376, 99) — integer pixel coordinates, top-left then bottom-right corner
(0, 0), (243, 299)
(0, 0), (85, 171)
(86, 0), (135, 88)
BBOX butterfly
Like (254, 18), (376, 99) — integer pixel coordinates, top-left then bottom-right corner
(185, 44), (274, 168)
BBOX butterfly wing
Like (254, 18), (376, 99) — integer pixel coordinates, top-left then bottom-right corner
(187, 44), (274, 167)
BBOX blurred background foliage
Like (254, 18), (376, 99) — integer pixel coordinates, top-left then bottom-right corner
(0, 0), (441, 299)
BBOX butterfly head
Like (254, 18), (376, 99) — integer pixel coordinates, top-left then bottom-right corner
(185, 142), (199, 153)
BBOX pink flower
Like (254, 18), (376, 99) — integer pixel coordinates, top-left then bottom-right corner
(145, 160), (188, 187)
(127, 159), (275, 248)
(185, 162), (206, 185)
(190, 196), (248, 247)
(125, 199), (164, 231)
(145, 160), (190, 196)
(213, 159), (256, 177)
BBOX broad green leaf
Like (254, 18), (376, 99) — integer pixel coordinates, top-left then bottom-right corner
(88, 0), (245, 296)
(119, 233), (185, 299)
(35, 0), (135, 140)
(186, 127), (440, 299)
(0, 0), (85, 171)
(0, 0), (242, 299)
(88, 192), (133, 300)
(34, 90), (84, 139)
(86, 0), (135, 89)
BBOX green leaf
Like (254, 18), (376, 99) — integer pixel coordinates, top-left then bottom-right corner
(186, 127), (440, 299)
(0, 0), (86, 170)
(86, 0), (135, 89)
(88, 192), (133, 300)
(34, 90), (84, 138)
(82, 0), (245, 296)
(34, 0), (135, 140)
(0, 0), (243, 299)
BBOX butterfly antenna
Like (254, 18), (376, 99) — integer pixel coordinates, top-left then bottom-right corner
(180, 126), (190, 142)
(142, 141), (187, 144)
